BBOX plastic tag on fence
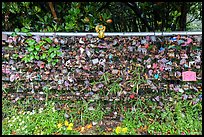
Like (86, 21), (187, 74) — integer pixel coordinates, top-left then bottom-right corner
(182, 71), (196, 81)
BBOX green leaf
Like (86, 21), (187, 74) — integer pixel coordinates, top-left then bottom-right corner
(47, 57), (52, 62)
(30, 55), (34, 60)
(41, 53), (47, 59)
(35, 45), (41, 51)
(26, 32), (32, 36)
(21, 27), (29, 33)
(44, 15), (48, 22)
(52, 61), (57, 66)
(40, 56), (44, 60)
(56, 45), (60, 50)
(14, 28), (20, 33)
(35, 55), (39, 60)
(34, 6), (41, 13)
(33, 51), (38, 55)
(39, 41), (46, 46)
(57, 51), (62, 56)
(22, 56), (26, 61)
(11, 32), (17, 37)
(23, 56), (30, 63)
(27, 47), (34, 52)
(43, 38), (52, 44)
(55, 59), (59, 63)
(12, 54), (19, 59)
(50, 52), (56, 58)
(53, 48), (58, 52)
(48, 47), (54, 54)
(26, 39), (36, 46)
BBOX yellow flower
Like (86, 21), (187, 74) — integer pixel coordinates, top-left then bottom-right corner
(122, 127), (128, 133)
(85, 123), (92, 129)
(69, 123), (73, 127)
(67, 126), (73, 131)
(57, 123), (62, 128)
(67, 123), (74, 131)
(64, 120), (69, 126)
(115, 126), (122, 134)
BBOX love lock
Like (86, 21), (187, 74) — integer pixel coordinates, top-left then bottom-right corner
(158, 47), (165, 53)
(148, 69), (153, 77)
(195, 63), (201, 69)
(137, 47), (147, 55)
(180, 58), (186, 65)
(92, 58), (99, 65)
(65, 60), (71, 67)
(58, 79), (64, 85)
(154, 73), (159, 79)
(166, 61), (172, 65)
(184, 63), (189, 68)
(150, 36), (156, 42)
(180, 53), (188, 59)
(147, 64), (151, 69)
(99, 58), (106, 66)
(79, 46), (85, 55)
(36, 74), (42, 81)
(167, 49), (175, 58)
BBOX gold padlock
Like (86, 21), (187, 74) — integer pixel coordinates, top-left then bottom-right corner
(95, 24), (106, 38)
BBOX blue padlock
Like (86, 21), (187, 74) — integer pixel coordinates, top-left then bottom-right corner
(159, 47), (165, 52)
(109, 54), (113, 59)
(166, 61), (172, 65)
(198, 94), (202, 99)
(154, 74), (159, 79)
(37, 74), (41, 80)
(109, 54), (113, 63)
(171, 37), (177, 41)
(184, 64), (188, 68)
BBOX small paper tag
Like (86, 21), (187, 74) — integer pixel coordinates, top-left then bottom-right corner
(182, 71), (196, 81)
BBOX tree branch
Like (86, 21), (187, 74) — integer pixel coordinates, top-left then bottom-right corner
(96, 2), (111, 12)
(48, 2), (58, 22)
(124, 2), (154, 31)
(186, 14), (200, 24)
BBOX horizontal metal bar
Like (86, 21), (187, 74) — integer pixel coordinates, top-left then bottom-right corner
(2, 31), (202, 36)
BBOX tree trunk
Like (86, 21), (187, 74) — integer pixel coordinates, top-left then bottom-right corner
(132, 17), (138, 32)
(153, 8), (158, 32)
(179, 2), (187, 31)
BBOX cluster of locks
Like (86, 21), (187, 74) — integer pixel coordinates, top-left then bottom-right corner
(2, 34), (202, 95)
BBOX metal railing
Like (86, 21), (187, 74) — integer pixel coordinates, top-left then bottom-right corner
(2, 31), (202, 36)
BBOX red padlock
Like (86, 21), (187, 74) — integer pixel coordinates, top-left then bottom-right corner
(144, 43), (149, 49)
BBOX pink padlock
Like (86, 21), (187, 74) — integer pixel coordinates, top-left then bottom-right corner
(159, 66), (164, 71)
(153, 63), (157, 69)
(146, 36), (150, 41)
(187, 38), (193, 44)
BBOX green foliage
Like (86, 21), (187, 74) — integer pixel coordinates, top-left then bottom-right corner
(120, 92), (202, 135)
(21, 34), (61, 66)
(2, 100), (79, 135)
(2, 89), (202, 135)
(108, 82), (122, 95)
(2, 2), (202, 32)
